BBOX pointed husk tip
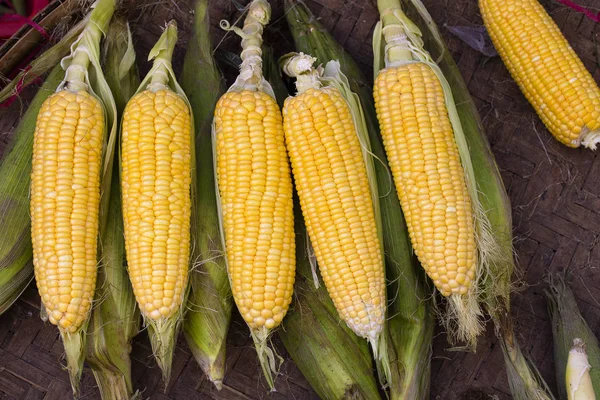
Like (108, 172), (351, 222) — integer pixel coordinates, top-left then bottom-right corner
(146, 314), (182, 384)
(61, 328), (86, 396)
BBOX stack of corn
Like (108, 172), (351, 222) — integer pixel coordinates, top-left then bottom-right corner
(29, 0), (118, 394)
(213, 0), (295, 388)
(120, 21), (193, 383)
(180, 0), (233, 389)
(480, 0), (600, 149)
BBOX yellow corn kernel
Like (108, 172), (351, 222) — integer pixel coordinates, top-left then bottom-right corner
(121, 89), (192, 320)
(31, 90), (104, 333)
(480, 0), (600, 148)
(283, 86), (385, 340)
(214, 90), (295, 331)
(374, 63), (477, 297)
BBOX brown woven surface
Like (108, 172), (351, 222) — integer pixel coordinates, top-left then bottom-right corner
(1, 0), (600, 398)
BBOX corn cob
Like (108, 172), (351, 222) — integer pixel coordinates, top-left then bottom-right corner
(261, 43), (384, 400)
(284, 3), (434, 397)
(121, 21), (192, 383)
(213, 0), (295, 388)
(281, 53), (386, 353)
(373, 0), (485, 346)
(85, 16), (140, 400)
(181, 0), (232, 389)
(384, 1), (554, 398)
(546, 273), (600, 399)
(479, 0), (600, 149)
(29, 0), (118, 394)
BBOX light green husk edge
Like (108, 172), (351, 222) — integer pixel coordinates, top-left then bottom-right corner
(45, 0), (120, 395)
(125, 21), (195, 385)
(84, 15), (141, 400)
(180, 0), (232, 390)
(546, 273), (600, 399)
(372, 0), (554, 398)
(284, 1), (434, 398)
(210, 0), (282, 390)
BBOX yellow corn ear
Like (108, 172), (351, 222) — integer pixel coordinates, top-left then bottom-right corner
(374, 63), (477, 297)
(121, 89), (192, 321)
(283, 86), (385, 340)
(480, 0), (600, 148)
(31, 90), (104, 333)
(215, 90), (295, 331)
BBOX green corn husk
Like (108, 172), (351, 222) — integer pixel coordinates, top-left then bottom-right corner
(285, 2), (434, 398)
(546, 273), (600, 399)
(180, 0), (232, 389)
(0, 65), (64, 316)
(264, 45), (382, 399)
(0, 18), (86, 103)
(126, 21), (194, 384)
(371, 0), (554, 398)
(84, 15), (140, 400)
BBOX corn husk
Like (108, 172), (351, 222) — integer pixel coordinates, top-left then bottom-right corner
(126, 21), (194, 385)
(371, 0), (554, 398)
(546, 273), (600, 399)
(261, 45), (382, 399)
(285, 2), (433, 398)
(0, 65), (64, 316)
(84, 15), (140, 400)
(180, 0), (232, 389)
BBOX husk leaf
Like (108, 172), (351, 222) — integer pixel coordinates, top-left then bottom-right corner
(128, 20), (194, 385)
(180, 0), (232, 389)
(85, 15), (141, 400)
(546, 273), (600, 399)
(284, 2), (433, 398)
(0, 65), (64, 315)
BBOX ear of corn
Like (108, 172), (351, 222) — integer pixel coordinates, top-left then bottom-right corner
(566, 339), (597, 400)
(84, 16), (140, 400)
(394, 1), (554, 398)
(180, 0), (232, 389)
(121, 20), (193, 384)
(546, 273), (600, 399)
(261, 44), (383, 400)
(479, 0), (600, 149)
(0, 65), (64, 316)
(29, 0), (118, 394)
(285, 2), (434, 397)
(213, 0), (295, 389)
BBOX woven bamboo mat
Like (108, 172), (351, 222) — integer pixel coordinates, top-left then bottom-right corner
(1, 0), (600, 398)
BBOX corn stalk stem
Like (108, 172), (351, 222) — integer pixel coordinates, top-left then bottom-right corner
(236, 0), (270, 87)
(377, 0), (413, 64)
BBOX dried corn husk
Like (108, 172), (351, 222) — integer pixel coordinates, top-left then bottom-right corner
(285, 2), (433, 398)
(180, 0), (232, 389)
(546, 273), (600, 399)
(84, 15), (140, 400)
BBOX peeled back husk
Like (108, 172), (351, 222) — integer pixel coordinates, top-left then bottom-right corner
(546, 273), (600, 399)
(285, 2), (434, 398)
(180, 0), (232, 389)
(0, 65), (64, 316)
(391, 0), (554, 398)
(84, 15), (140, 400)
